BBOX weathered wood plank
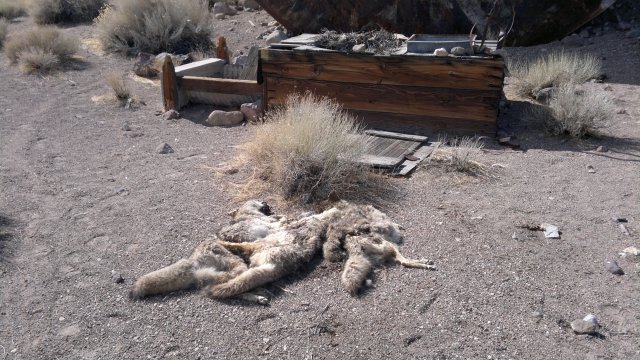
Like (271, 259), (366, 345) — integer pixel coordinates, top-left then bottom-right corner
(358, 154), (404, 168)
(364, 130), (428, 143)
(161, 56), (179, 111)
(391, 142), (439, 176)
(175, 58), (225, 77)
(261, 48), (505, 90)
(265, 77), (500, 122)
(180, 77), (262, 96)
(351, 110), (497, 136)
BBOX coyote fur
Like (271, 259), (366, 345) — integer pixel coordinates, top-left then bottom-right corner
(130, 200), (434, 304)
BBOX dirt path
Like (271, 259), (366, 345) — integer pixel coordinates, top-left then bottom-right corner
(1, 11), (639, 360)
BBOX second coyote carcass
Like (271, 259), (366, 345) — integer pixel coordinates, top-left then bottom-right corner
(129, 200), (435, 304)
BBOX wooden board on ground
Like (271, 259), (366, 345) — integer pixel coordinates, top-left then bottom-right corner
(358, 130), (426, 169)
(391, 142), (440, 176)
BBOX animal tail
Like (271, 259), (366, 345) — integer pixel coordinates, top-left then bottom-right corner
(206, 264), (283, 299)
(341, 254), (372, 296)
(129, 259), (196, 299)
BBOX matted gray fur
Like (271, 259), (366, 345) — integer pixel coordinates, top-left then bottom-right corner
(130, 200), (435, 304)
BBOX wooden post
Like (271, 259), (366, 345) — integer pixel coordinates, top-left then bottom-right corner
(161, 56), (179, 111)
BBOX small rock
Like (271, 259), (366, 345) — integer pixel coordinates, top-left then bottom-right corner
(241, 0), (261, 10)
(121, 122), (131, 131)
(206, 110), (244, 127)
(433, 48), (448, 57)
(352, 44), (366, 52)
(133, 52), (158, 78)
(616, 109), (627, 114)
(595, 145), (608, 152)
(58, 324), (81, 337)
(214, 13), (226, 20)
(616, 21), (632, 31)
(619, 223), (631, 236)
(541, 223), (560, 239)
(570, 319), (599, 335)
(561, 33), (585, 46)
(111, 270), (125, 284)
(265, 30), (288, 45)
(162, 109), (180, 120)
(586, 165), (596, 173)
(583, 314), (598, 326)
(605, 260), (624, 275)
(232, 54), (249, 66)
(213, 2), (237, 16)
(611, 216), (627, 223)
(240, 101), (262, 123)
(535, 87), (555, 104)
(403, 334), (422, 347)
(156, 143), (174, 154)
(531, 310), (544, 321)
(365, 279), (373, 287)
(450, 46), (467, 56)
(268, 20), (279, 27)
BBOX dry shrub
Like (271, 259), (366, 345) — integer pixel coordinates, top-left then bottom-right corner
(4, 26), (79, 74)
(433, 136), (491, 177)
(241, 93), (386, 203)
(0, 18), (8, 47)
(104, 72), (131, 100)
(30, 0), (107, 24)
(528, 85), (614, 138)
(0, 0), (27, 19)
(508, 51), (601, 98)
(314, 29), (403, 55)
(95, 0), (214, 55)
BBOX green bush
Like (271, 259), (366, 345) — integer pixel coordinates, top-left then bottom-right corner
(96, 0), (214, 55)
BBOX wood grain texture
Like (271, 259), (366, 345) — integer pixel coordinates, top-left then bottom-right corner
(161, 56), (179, 111)
(180, 77), (262, 96)
(265, 76), (500, 122)
(261, 49), (505, 90)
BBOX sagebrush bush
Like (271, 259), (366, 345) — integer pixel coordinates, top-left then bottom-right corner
(530, 85), (614, 138)
(4, 26), (79, 74)
(0, 0), (27, 19)
(30, 0), (106, 24)
(433, 136), (490, 177)
(508, 51), (601, 98)
(0, 18), (8, 47)
(242, 93), (384, 203)
(104, 72), (131, 100)
(96, 0), (214, 55)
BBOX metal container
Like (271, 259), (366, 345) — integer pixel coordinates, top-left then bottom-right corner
(406, 34), (470, 53)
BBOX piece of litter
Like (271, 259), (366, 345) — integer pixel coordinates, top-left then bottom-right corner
(541, 223), (560, 239)
(611, 216), (628, 223)
(619, 246), (639, 257)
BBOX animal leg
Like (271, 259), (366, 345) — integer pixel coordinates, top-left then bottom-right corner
(206, 264), (284, 299)
(341, 254), (373, 296)
(238, 292), (270, 305)
(323, 225), (346, 262)
(383, 241), (436, 270)
(216, 240), (263, 258)
(129, 259), (197, 299)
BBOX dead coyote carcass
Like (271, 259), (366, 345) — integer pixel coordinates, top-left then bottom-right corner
(129, 200), (434, 304)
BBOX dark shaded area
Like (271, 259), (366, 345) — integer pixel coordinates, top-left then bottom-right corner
(255, 0), (616, 46)
(0, 214), (16, 263)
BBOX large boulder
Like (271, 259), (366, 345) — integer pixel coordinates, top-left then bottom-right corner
(254, 0), (616, 46)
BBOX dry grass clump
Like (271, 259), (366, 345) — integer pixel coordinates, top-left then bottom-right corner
(0, 18), (8, 47)
(0, 0), (27, 19)
(241, 93), (385, 203)
(4, 26), (79, 74)
(104, 72), (131, 100)
(528, 85), (614, 138)
(508, 51), (601, 97)
(314, 29), (403, 55)
(96, 0), (214, 55)
(432, 136), (492, 177)
(30, 0), (107, 24)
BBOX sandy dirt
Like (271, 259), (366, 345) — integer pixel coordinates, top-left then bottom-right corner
(0, 5), (639, 360)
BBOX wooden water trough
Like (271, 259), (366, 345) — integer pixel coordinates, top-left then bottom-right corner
(162, 36), (505, 136)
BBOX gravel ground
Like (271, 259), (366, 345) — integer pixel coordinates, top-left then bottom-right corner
(0, 5), (639, 360)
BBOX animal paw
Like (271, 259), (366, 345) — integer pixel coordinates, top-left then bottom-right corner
(419, 258), (436, 269)
(256, 295), (270, 305)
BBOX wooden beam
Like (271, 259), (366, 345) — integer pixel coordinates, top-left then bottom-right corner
(265, 76), (501, 122)
(179, 77), (262, 96)
(261, 49), (505, 91)
(161, 56), (179, 111)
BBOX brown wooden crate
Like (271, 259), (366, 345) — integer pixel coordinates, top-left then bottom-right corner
(265, 76), (500, 122)
(261, 49), (504, 91)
